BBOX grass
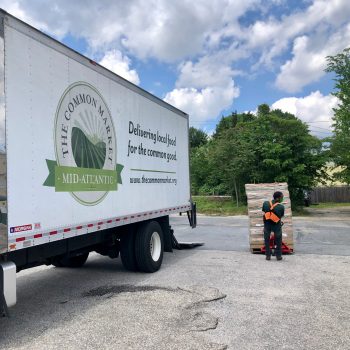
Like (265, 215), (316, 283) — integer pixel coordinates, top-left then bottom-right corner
(292, 207), (311, 216)
(193, 196), (247, 216)
(310, 202), (350, 209)
(192, 196), (350, 216)
(294, 202), (350, 216)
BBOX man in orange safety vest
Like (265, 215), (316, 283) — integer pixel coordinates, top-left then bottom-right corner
(262, 191), (285, 261)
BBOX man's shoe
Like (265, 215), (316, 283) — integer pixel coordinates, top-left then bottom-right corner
(276, 256), (283, 261)
(266, 255), (271, 261)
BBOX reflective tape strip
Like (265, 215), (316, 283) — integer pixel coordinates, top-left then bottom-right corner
(8, 204), (192, 250)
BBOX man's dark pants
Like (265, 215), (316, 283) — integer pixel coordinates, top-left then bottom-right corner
(263, 221), (282, 257)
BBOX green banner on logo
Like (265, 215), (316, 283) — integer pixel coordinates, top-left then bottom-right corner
(43, 160), (124, 192)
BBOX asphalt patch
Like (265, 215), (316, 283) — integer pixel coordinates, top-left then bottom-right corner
(82, 284), (174, 297)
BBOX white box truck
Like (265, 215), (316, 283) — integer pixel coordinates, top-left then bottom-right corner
(0, 10), (196, 315)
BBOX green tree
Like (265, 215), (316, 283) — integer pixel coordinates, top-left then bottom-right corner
(189, 127), (208, 149)
(213, 112), (255, 139)
(209, 105), (327, 207)
(326, 48), (350, 183)
(190, 143), (210, 194)
(257, 103), (270, 117)
(213, 115), (235, 138)
(248, 110), (326, 205)
(211, 125), (255, 205)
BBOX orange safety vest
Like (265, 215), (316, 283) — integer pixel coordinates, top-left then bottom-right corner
(264, 201), (281, 223)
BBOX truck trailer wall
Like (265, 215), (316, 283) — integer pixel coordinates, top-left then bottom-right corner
(0, 18), (6, 254)
(3, 15), (190, 252)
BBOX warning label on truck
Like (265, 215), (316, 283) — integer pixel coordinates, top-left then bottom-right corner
(10, 224), (32, 233)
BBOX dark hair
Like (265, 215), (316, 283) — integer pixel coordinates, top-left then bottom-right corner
(273, 191), (283, 200)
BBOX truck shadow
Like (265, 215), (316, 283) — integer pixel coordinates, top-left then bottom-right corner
(0, 250), (195, 347)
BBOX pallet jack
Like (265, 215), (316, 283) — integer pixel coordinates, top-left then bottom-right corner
(261, 233), (293, 255)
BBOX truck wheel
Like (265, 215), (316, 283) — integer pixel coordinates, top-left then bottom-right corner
(120, 228), (138, 271)
(135, 221), (164, 273)
(52, 252), (89, 268)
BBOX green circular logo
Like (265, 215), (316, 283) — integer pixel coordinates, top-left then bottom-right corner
(54, 82), (117, 205)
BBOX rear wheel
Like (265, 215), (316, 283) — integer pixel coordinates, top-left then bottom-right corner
(135, 221), (164, 273)
(52, 252), (89, 268)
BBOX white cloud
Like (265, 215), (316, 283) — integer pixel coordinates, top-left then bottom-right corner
(2, 1), (350, 65)
(164, 54), (239, 124)
(245, 0), (350, 64)
(2, 0), (350, 122)
(275, 24), (350, 92)
(0, 0), (52, 34)
(1, 0), (246, 124)
(271, 91), (339, 137)
(275, 35), (325, 93)
(99, 50), (140, 85)
(164, 81), (239, 124)
(0, 0), (259, 62)
(118, 0), (259, 61)
(176, 57), (235, 89)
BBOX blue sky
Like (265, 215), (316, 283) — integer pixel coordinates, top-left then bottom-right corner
(1, 0), (349, 137)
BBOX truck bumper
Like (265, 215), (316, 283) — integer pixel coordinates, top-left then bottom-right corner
(1, 261), (16, 312)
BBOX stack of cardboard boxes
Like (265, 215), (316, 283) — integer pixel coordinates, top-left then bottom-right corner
(245, 183), (294, 253)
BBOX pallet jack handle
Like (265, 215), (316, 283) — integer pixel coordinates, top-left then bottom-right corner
(261, 233), (293, 254)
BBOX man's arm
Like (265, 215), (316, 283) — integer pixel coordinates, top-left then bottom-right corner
(262, 201), (268, 212)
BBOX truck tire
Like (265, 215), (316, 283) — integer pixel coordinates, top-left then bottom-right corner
(120, 228), (138, 271)
(52, 252), (89, 268)
(135, 221), (164, 273)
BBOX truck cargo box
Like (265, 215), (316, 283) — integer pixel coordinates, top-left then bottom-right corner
(0, 10), (191, 255)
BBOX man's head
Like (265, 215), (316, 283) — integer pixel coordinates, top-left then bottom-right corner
(273, 191), (284, 202)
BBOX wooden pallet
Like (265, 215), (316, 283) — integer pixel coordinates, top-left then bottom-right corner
(250, 247), (263, 254)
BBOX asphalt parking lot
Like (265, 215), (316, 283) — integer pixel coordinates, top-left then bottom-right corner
(173, 208), (350, 256)
(0, 209), (349, 350)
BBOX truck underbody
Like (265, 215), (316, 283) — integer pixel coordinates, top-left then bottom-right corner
(1, 203), (197, 316)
